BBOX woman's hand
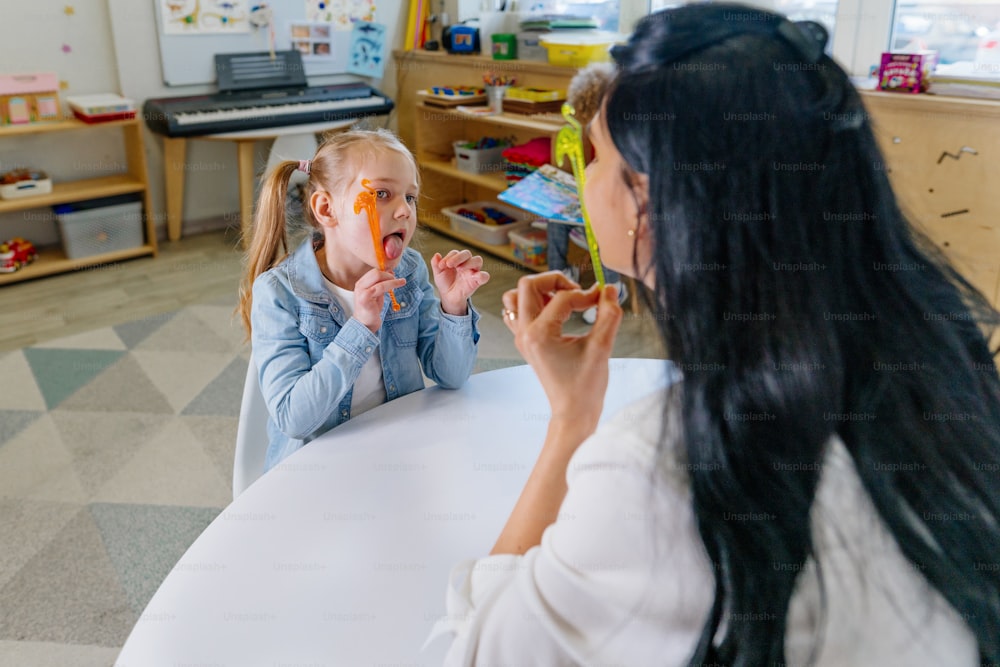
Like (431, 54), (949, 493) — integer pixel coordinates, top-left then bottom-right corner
(490, 272), (623, 556)
(431, 249), (491, 316)
(353, 269), (407, 333)
(502, 272), (624, 437)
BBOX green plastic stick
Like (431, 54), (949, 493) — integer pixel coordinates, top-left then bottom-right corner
(554, 102), (605, 287)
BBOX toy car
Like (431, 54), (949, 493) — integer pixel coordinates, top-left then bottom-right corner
(0, 237), (39, 273)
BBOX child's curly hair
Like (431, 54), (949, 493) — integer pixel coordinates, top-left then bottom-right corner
(566, 62), (618, 128)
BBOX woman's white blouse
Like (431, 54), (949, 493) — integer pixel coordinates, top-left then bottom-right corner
(428, 389), (978, 666)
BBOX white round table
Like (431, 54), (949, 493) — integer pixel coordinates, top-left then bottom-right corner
(115, 358), (676, 666)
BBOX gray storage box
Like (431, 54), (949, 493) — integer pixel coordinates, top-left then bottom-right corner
(453, 141), (508, 174)
(517, 32), (549, 62)
(53, 194), (144, 259)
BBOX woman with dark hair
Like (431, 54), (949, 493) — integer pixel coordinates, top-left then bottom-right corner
(430, 3), (1000, 665)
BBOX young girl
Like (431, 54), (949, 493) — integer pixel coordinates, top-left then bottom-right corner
(238, 129), (490, 470)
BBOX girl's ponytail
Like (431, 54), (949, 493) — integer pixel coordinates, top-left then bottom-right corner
(238, 160), (301, 338)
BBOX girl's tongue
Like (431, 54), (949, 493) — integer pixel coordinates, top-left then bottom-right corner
(383, 233), (404, 261)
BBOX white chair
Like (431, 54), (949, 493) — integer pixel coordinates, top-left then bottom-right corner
(263, 131), (321, 190)
(233, 357), (270, 500)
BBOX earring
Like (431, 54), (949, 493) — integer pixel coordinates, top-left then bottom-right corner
(627, 228), (636, 237)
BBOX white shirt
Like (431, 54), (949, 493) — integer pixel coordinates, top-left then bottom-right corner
(324, 279), (387, 416)
(429, 388), (978, 666)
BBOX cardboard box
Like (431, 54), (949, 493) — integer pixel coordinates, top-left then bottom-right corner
(878, 51), (937, 94)
(0, 72), (61, 124)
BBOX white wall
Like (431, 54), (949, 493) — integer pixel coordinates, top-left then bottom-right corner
(0, 0), (409, 245)
(0, 0), (126, 244)
(106, 0), (406, 236)
(109, 0), (410, 236)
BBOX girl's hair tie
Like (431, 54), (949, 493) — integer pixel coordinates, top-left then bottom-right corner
(297, 159), (311, 174)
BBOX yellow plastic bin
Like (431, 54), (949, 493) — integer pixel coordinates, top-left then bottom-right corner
(539, 33), (620, 67)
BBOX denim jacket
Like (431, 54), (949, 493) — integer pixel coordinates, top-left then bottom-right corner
(251, 237), (481, 470)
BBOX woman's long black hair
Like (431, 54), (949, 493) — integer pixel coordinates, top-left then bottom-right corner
(605, 3), (1000, 665)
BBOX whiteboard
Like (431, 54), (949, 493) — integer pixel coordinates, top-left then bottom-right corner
(153, 0), (351, 86)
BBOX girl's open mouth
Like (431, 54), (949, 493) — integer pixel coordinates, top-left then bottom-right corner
(383, 231), (405, 260)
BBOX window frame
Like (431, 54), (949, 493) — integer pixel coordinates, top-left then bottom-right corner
(624, 0), (998, 79)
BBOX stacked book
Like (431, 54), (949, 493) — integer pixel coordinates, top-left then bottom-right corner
(519, 15), (599, 31)
(503, 86), (565, 114)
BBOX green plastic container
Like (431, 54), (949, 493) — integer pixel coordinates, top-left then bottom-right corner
(492, 33), (517, 60)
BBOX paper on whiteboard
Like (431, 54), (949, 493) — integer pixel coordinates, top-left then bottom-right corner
(160, 0), (251, 34)
(348, 22), (387, 79)
(306, 0), (376, 29)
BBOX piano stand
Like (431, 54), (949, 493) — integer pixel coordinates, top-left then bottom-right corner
(162, 119), (357, 247)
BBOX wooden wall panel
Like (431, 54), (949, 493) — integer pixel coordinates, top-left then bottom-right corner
(862, 90), (1000, 307)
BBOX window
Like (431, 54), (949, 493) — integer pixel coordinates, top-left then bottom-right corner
(521, 0), (622, 31)
(648, 1), (837, 32)
(559, 0), (622, 31)
(644, 1), (839, 53)
(891, 1), (1000, 77)
(634, 0), (1000, 81)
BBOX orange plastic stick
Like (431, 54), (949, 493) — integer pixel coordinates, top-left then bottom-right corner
(354, 179), (401, 311)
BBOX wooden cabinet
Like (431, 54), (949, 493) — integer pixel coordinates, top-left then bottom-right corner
(0, 117), (157, 285)
(396, 51), (579, 272)
(861, 90), (1000, 307)
(413, 104), (567, 271)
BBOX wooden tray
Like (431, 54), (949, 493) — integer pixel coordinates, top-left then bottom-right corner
(502, 98), (566, 115)
(418, 89), (487, 108)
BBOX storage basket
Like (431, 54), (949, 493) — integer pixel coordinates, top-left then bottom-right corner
(453, 140), (508, 174)
(441, 201), (532, 245)
(53, 194), (144, 259)
(509, 228), (548, 266)
(0, 170), (51, 199)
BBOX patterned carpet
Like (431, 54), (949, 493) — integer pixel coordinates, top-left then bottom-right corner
(0, 293), (246, 666)
(0, 287), (525, 666)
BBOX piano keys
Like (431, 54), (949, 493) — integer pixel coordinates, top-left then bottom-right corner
(143, 82), (394, 137)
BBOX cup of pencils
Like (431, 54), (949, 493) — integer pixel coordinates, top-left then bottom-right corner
(483, 72), (516, 115)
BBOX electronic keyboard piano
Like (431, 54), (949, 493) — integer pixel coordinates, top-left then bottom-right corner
(143, 82), (394, 137)
(143, 50), (393, 137)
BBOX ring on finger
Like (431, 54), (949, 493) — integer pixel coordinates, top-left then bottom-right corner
(501, 307), (517, 322)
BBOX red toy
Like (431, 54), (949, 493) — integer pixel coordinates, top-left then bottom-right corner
(0, 237), (38, 273)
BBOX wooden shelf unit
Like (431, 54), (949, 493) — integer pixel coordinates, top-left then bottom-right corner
(0, 117), (157, 286)
(402, 52), (579, 272)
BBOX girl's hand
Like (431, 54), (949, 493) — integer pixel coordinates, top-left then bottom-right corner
(502, 272), (623, 436)
(431, 250), (491, 316)
(353, 269), (407, 333)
